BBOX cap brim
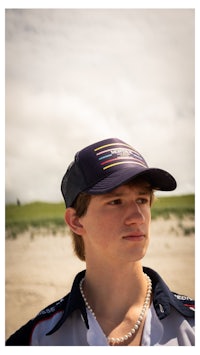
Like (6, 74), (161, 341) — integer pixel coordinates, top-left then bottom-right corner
(86, 166), (177, 194)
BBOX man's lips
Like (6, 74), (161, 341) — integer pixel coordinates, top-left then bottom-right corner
(122, 234), (145, 241)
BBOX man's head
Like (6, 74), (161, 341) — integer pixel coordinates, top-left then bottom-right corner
(61, 138), (177, 261)
(66, 178), (154, 261)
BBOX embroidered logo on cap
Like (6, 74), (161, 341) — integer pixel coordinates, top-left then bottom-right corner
(94, 142), (147, 170)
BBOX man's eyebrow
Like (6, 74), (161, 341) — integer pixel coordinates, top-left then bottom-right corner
(138, 191), (152, 196)
(103, 191), (126, 198)
(138, 188), (152, 195)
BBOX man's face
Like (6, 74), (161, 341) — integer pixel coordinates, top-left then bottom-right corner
(79, 181), (152, 265)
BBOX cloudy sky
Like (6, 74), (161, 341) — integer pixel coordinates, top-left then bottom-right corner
(5, 8), (195, 204)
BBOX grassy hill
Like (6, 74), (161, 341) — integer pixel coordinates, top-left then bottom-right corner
(6, 194), (194, 238)
(6, 201), (66, 237)
(151, 194), (194, 219)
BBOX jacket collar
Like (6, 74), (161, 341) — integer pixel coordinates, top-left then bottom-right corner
(144, 267), (194, 319)
(47, 267), (194, 335)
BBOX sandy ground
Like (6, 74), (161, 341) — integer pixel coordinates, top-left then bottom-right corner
(5, 216), (195, 340)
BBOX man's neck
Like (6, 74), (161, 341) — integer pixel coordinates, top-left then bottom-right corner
(83, 260), (147, 321)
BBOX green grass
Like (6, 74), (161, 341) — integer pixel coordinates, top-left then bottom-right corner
(6, 201), (66, 237)
(151, 194), (194, 219)
(6, 194), (194, 238)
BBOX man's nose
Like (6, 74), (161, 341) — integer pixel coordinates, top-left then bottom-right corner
(124, 202), (145, 225)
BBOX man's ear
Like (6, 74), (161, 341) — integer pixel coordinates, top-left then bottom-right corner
(64, 208), (84, 235)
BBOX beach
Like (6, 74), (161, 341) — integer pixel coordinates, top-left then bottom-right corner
(5, 216), (195, 340)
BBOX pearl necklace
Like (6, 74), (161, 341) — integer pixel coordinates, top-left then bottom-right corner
(79, 273), (152, 345)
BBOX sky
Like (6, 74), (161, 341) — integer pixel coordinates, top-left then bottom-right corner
(5, 8), (195, 204)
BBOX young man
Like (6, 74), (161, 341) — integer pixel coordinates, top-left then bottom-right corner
(6, 138), (195, 346)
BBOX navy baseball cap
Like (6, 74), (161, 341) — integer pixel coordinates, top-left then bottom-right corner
(61, 138), (177, 207)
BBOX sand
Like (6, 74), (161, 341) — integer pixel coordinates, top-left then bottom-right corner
(5, 216), (195, 340)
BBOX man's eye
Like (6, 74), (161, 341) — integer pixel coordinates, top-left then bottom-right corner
(108, 199), (122, 205)
(137, 198), (148, 204)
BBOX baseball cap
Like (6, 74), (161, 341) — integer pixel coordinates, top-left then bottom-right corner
(61, 138), (177, 207)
